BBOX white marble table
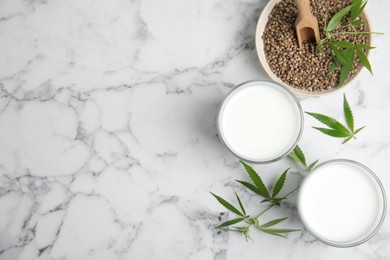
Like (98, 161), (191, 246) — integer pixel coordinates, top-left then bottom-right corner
(0, 0), (389, 259)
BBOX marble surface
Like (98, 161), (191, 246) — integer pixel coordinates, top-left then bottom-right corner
(0, 0), (390, 259)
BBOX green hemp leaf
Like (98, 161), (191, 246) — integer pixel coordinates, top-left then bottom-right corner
(210, 162), (300, 240)
(316, 0), (381, 85)
(306, 94), (365, 144)
(288, 145), (319, 171)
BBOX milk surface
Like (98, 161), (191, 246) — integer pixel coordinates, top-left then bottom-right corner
(220, 83), (301, 161)
(299, 162), (381, 243)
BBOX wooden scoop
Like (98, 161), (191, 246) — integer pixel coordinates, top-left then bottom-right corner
(294, 0), (320, 49)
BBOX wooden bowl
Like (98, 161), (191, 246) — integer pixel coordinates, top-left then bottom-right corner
(255, 0), (371, 96)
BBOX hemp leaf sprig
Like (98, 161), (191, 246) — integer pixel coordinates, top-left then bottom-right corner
(316, 0), (383, 86)
(210, 161), (300, 240)
(306, 94), (365, 144)
(288, 145), (319, 172)
(237, 161), (297, 206)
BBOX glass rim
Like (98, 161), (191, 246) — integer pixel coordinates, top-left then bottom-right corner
(217, 80), (304, 164)
(297, 159), (387, 248)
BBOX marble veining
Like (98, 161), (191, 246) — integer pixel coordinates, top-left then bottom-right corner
(0, 0), (390, 259)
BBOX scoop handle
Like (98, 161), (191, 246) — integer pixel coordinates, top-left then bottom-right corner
(295, 0), (312, 18)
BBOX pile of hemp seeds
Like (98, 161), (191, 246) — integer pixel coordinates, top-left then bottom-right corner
(262, 0), (369, 92)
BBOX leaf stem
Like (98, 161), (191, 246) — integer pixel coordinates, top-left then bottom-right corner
(330, 31), (384, 36)
(280, 186), (299, 200)
(350, 24), (357, 44)
(254, 205), (275, 220)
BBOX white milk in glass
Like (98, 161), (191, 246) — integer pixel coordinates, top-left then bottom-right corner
(298, 161), (385, 246)
(219, 81), (302, 162)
